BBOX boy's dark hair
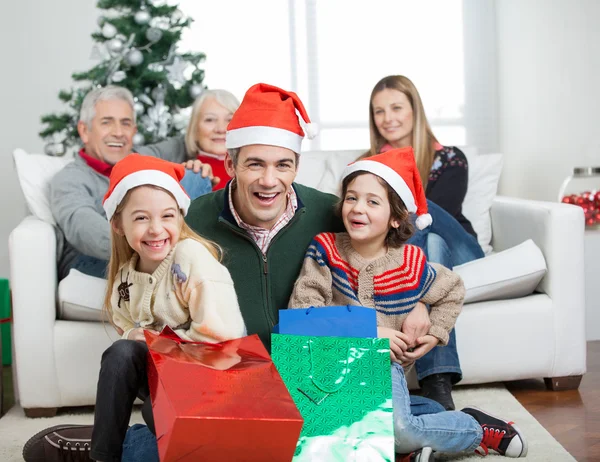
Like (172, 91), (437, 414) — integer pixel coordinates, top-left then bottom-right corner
(337, 171), (414, 248)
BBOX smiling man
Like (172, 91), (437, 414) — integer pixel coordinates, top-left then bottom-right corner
(185, 83), (344, 348)
(50, 86), (212, 280)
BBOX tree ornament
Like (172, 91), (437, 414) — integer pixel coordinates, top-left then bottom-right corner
(126, 48), (144, 66)
(134, 101), (145, 115)
(189, 84), (203, 99)
(133, 133), (145, 146)
(111, 71), (127, 82)
(150, 16), (171, 30)
(145, 27), (163, 43)
(152, 84), (167, 102)
(171, 10), (184, 24)
(165, 57), (190, 89)
(101, 23), (117, 39)
(107, 38), (124, 54)
(97, 16), (105, 27)
(44, 142), (65, 157)
(134, 10), (151, 25)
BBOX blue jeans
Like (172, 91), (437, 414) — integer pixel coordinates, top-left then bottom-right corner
(408, 200), (484, 269)
(122, 424), (159, 462)
(71, 254), (108, 279)
(392, 363), (482, 454)
(179, 169), (212, 200)
(409, 200), (484, 383)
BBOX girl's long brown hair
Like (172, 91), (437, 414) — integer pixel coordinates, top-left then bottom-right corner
(364, 75), (439, 187)
(102, 185), (222, 326)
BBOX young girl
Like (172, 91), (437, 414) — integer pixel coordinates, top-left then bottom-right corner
(289, 147), (527, 460)
(92, 154), (246, 462)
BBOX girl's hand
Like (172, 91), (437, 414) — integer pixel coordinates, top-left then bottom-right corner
(401, 302), (431, 348)
(377, 327), (412, 364)
(403, 335), (440, 361)
(127, 327), (159, 342)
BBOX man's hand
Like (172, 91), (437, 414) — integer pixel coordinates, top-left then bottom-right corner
(401, 301), (431, 348)
(127, 327), (159, 342)
(403, 335), (439, 362)
(377, 326), (413, 364)
(182, 159), (220, 186)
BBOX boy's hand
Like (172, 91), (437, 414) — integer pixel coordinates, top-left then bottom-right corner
(127, 327), (159, 342)
(403, 335), (439, 361)
(377, 326), (412, 364)
(401, 301), (431, 348)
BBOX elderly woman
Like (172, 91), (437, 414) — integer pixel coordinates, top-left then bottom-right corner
(138, 89), (240, 191)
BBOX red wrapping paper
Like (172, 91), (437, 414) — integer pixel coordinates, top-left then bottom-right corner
(145, 327), (303, 461)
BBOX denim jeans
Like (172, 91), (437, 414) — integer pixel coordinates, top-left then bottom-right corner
(122, 424), (159, 462)
(179, 169), (213, 200)
(408, 200), (485, 383)
(392, 363), (482, 454)
(407, 200), (485, 269)
(71, 254), (108, 279)
(91, 340), (155, 462)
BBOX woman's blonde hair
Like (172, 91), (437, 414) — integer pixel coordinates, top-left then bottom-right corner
(365, 75), (439, 186)
(102, 185), (222, 324)
(184, 89), (240, 157)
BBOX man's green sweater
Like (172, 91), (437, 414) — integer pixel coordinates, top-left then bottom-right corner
(185, 183), (343, 348)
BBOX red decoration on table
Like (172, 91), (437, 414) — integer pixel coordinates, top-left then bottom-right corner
(562, 191), (600, 227)
(145, 327), (303, 462)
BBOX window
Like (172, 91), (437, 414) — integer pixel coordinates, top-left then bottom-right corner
(179, 0), (497, 152)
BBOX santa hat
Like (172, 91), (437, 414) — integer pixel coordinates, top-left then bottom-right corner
(226, 83), (318, 153)
(103, 154), (190, 221)
(341, 147), (433, 230)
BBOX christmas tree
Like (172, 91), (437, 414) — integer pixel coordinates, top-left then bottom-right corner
(40, 0), (206, 156)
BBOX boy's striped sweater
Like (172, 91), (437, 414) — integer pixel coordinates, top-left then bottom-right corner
(288, 232), (465, 345)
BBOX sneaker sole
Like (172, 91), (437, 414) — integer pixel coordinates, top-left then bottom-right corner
(22, 424), (92, 461)
(419, 447), (436, 461)
(465, 406), (528, 458)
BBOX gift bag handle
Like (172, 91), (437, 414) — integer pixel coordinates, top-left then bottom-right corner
(308, 339), (351, 394)
(304, 305), (354, 315)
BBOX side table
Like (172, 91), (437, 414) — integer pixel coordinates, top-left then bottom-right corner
(585, 229), (600, 340)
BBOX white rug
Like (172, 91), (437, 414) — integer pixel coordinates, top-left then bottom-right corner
(0, 385), (575, 461)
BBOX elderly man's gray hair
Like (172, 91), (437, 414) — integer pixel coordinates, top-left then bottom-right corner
(79, 85), (136, 128)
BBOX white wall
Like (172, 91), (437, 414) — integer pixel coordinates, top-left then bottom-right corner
(496, 0), (600, 201)
(0, 1), (98, 278)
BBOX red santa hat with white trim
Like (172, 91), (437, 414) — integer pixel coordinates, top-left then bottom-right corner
(103, 154), (190, 221)
(342, 147), (433, 230)
(226, 83), (318, 153)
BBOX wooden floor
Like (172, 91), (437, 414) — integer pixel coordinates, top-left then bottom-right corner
(506, 340), (600, 462)
(2, 342), (599, 460)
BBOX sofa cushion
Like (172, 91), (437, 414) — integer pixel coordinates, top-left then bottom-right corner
(13, 148), (73, 224)
(462, 153), (503, 255)
(58, 269), (106, 321)
(454, 239), (547, 304)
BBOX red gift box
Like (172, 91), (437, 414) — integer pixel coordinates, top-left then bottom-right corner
(145, 327), (303, 461)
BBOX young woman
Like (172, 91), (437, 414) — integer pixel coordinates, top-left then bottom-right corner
(365, 75), (485, 410)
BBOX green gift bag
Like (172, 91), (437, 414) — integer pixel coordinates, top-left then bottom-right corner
(0, 279), (11, 366)
(271, 334), (394, 461)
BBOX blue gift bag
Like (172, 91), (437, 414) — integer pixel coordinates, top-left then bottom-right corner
(274, 305), (377, 338)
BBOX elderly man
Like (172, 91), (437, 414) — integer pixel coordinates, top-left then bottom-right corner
(50, 85), (212, 280)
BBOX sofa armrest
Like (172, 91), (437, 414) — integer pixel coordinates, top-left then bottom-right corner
(490, 196), (586, 376)
(9, 216), (61, 408)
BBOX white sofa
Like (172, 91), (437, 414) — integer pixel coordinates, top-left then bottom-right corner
(9, 148), (587, 416)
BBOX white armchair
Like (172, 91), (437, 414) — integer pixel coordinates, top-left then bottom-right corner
(9, 149), (587, 416)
